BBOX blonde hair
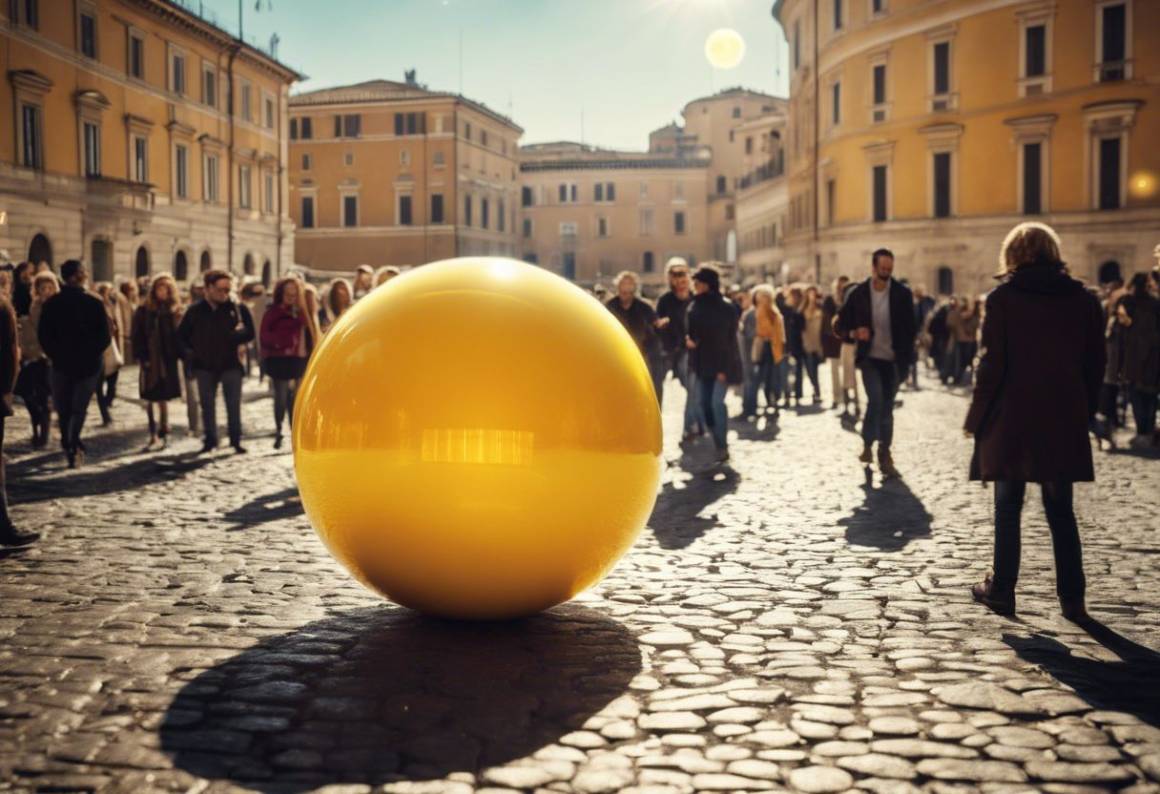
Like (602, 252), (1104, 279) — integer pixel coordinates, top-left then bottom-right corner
(998, 222), (1061, 275)
(614, 270), (638, 289)
(751, 284), (779, 312)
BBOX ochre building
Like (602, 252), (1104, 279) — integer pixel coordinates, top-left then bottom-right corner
(287, 78), (522, 273)
(734, 112), (789, 285)
(772, 0), (1160, 295)
(1, 0), (300, 283)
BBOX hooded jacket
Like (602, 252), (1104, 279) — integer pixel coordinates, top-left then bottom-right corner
(965, 261), (1104, 483)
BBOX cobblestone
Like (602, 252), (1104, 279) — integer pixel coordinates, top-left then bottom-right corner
(0, 367), (1158, 792)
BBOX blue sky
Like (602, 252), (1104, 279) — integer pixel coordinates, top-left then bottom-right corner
(196, 0), (789, 151)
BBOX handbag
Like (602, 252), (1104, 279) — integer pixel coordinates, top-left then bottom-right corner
(103, 337), (124, 374)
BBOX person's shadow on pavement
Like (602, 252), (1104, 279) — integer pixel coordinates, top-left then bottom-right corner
(160, 604), (641, 793)
(649, 465), (741, 550)
(839, 470), (933, 551)
(1004, 622), (1160, 726)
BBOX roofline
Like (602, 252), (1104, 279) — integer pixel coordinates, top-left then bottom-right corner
(288, 84), (522, 132)
(682, 87), (784, 114)
(145, 0), (305, 82)
(520, 157), (710, 173)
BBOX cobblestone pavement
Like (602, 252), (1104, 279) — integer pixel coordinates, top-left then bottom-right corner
(1, 365), (1158, 794)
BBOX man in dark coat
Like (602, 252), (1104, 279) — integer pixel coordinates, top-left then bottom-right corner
(654, 258), (701, 438)
(965, 223), (1105, 622)
(605, 271), (664, 403)
(177, 270), (255, 454)
(37, 260), (111, 468)
(834, 249), (916, 478)
(686, 265), (742, 463)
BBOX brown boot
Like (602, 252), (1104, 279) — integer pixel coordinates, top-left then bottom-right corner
(971, 574), (1016, 616)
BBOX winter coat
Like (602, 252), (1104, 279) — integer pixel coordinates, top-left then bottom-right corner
(965, 262), (1104, 483)
(176, 298), (255, 373)
(821, 296), (843, 359)
(37, 285), (112, 378)
(833, 278), (917, 368)
(687, 291), (743, 384)
(131, 305), (183, 401)
(1120, 293), (1160, 393)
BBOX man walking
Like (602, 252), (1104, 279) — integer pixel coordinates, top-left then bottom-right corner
(686, 265), (742, 464)
(834, 249), (917, 478)
(178, 270), (255, 454)
(605, 271), (665, 401)
(37, 260), (111, 468)
(655, 258), (702, 439)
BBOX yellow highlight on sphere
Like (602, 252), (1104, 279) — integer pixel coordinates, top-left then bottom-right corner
(1129, 170), (1157, 200)
(705, 28), (746, 70)
(293, 257), (664, 620)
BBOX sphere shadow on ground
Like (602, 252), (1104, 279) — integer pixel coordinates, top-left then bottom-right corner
(160, 604), (641, 792)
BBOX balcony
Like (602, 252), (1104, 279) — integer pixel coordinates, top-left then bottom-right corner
(737, 156), (785, 191)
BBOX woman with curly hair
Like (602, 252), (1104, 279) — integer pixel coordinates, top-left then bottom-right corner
(260, 277), (319, 449)
(131, 273), (183, 450)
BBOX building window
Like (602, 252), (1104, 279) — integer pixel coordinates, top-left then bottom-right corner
(872, 63), (887, 121)
(431, 194), (444, 224)
(464, 194), (473, 226)
(199, 67), (215, 108)
(133, 136), (148, 183)
(643, 251), (655, 273)
(481, 198), (490, 229)
(833, 0), (843, 30)
(301, 153), (311, 170)
(1097, 137), (1121, 210)
(640, 207), (655, 235)
(871, 0), (884, 14)
(175, 144), (189, 199)
(344, 152), (354, 166)
(265, 97), (275, 129)
(1019, 142), (1042, 214)
(343, 194), (358, 227)
(241, 82), (252, 122)
(464, 122), (472, 141)
(20, 0), (38, 29)
(937, 266), (954, 295)
(673, 180), (685, 200)
(203, 153), (219, 201)
(301, 195), (315, 228)
(394, 112), (426, 136)
(933, 152), (951, 218)
(481, 130), (489, 147)
(300, 118), (312, 139)
(83, 121), (100, 177)
(1025, 25), (1046, 78)
(872, 164), (888, 222)
(558, 183), (578, 203)
(263, 171), (274, 213)
(237, 164), (251, 208)
(290, 119), (298, 139)
(826, 178), (836, 225)
(398, 194), (413, 226)
(19, 104), (42, 169)
(674, 211), (686, 235)
(79, 9), (97, 58)
(597, 217), (609, 238)
(1097, 3), (1129, 81)
(832, 81), (841, 125)
(521, 186), (534, 207)
(433, 150), (445, 167)
(522, 218), (533, 238)
(932, 40), (951, 107)
(725, 204), (734, 221)
(716, 175), (727, 194)
(128, 33), (144, 79)
(171, 52), (186, 95)
(498, 199), (506, 232)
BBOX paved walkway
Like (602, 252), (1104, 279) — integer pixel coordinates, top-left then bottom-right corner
(1, 366), (1158, 793)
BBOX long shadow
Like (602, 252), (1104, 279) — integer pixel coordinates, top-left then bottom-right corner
(840, 471), (933, 550)
(649, 465), (741, 550)
(6, 426), (157, 477)
(9, 450), (211, 505)
(223, 486), (304, 530)
(732, 415), (781, 442)
(160, 605), (640, 792)
(1004, 621), (1160, 725)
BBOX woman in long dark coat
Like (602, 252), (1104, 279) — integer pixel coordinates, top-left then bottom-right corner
(131, 273), (183, 450)
(964, 222), (1105, 622)
(1118, 273), (1160, 448)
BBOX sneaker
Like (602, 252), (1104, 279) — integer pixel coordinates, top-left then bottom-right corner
(0, 524), (39, 547)
(878, 449), (900, 479)
(971, 575), (1016, 616)
(858, 445), (873, 464)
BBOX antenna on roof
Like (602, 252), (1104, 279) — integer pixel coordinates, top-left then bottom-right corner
(458, 30), (464, 95)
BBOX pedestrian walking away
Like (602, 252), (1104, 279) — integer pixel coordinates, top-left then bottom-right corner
(0, 293), (37, 546)
(965, 222), (1105, 622)
(36, 260), (111, 468)
(177, 270), (255, 455)
(834, 248), (917, 478)
(14, 271), (58, 448)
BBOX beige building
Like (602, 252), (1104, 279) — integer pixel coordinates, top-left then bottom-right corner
(517, 142), (711, 292)
(0, 0), (300, 284)
(734, 113), (789, 285)
(288, 78), (522, 272)
(773, 0), (1160, 294)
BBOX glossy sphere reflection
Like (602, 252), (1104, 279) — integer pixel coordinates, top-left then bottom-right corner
(293, 258), (664, 619)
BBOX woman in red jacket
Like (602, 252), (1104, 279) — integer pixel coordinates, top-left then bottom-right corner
(260, 277), (318, 449)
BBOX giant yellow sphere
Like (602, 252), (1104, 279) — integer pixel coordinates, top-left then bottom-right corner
(293, 258), (663, 619)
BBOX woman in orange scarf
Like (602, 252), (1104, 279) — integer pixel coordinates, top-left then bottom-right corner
(750, 285), (785, 417)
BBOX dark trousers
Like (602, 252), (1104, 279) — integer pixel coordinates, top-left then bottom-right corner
(272, 378), (298, 433)
(50, 370), (101, 453)
(789, 353), (803, 399)
(860, 357), (900, 450)
(195, 368), (243, 446)
(96, 369), (119, 423)
(0, 416), (10, 528)
(1129, 388), (1158, 437)
(802, 352), (821, 398)
(992, 481), (1085, 601)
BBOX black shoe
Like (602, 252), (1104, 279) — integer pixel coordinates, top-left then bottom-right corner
(273, 434), (284, 450)
(878, 449), (900, 479)
(1060, 598), (1089, 623)
(971, 575), (1016, 616)
(714, 448), (730, 464)
(66, 449), (78, 469)
(199, 441), (218, 455)
(232, 443), (248, 455)
(0, 524), (39, 547)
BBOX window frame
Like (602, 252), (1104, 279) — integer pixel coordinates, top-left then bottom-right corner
(1093, 0), (1132, 82)
(397, 192), (414, 226)
(674, 210), (687, 235)
(175, 143), (190, 200)
(82, 120), (101, 177)
(202, 62), (218, 108)
(132, 134), (148, 183)
(237, 163), (251, 209)
(1017, 8), (1053, 96)
(430, 193), (445, 225)
(203, 152), (220, 202)
(263, 92), (275, 130)
(19, 102), (44, 170)
(926, 27), (958, 112)
(341, 192), (359, 227)
(77, 3), (98, 60)
(300, 193), (316, 229)
(127, 29), (145, 80)
(168, 44), (188, 96)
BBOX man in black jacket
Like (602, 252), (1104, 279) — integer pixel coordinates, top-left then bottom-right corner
(37, 260), (111, 468)
(654, 258), (701, 438)
(834, 249), (916, 478)
(177, 270), (255, 454)
(686, 265), (742, 464)
(605, 271), (664, 402)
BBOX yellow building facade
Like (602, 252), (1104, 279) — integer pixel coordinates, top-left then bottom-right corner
(773, 0), (1160, 295)
(734, 112), (789, 285)
(517, 142), (711, 292)
(288, 79), (522, 273)
(0, 0), (300, 283)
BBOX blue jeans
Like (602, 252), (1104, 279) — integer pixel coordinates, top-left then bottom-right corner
(698, 376), (729, 450)
(195, 368), (244, 446)
(674, 351), (702, 433)
(860, 357), (900, 449)
(50, 370), (101, 453)
(992, 481), (1085, 600)
(746, 343), (778, 413)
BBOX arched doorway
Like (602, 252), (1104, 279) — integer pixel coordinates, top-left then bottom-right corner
(199, 250), (212, 272)
(91, 238), (113, 282)
(174, 250), (189, 282)
(261, 259), (272, 288)
(243, 253), (256, 277)
(27, 233), (52, 269)
(135, 246), (150, 278)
